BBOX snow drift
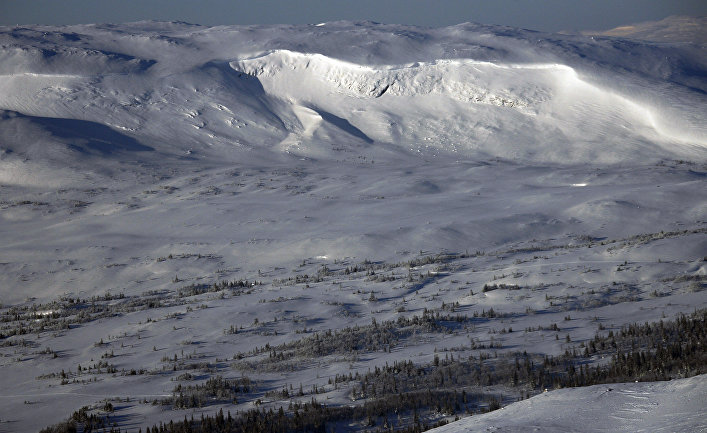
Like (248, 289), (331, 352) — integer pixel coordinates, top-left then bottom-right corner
(431, 375), (707, 433)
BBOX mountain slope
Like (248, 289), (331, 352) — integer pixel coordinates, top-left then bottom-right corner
(1, 21), (705, 167)
(431, 375), (707, 433)
(0, 21), (705, 432)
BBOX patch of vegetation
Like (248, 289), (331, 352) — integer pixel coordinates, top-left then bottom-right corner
(161, 375), (253, 408)
(42, 309), (705, 433)
(231, 310), (483, 372)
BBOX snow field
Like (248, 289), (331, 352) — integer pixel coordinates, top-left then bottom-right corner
(0, 19), (705, 431)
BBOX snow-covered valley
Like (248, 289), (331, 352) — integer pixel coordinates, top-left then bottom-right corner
(0, 20), (705, 432)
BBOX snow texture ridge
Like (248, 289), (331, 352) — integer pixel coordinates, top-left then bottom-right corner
(231, 48), (707, 160)
(232, 50), (557, 108)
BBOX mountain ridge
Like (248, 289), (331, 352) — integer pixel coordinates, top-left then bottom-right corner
(1, 21), (705, 167)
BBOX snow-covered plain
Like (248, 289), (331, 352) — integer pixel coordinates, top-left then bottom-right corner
(0, 20), (705, 432)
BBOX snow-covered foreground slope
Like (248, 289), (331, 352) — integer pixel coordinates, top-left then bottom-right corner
(0, 20), (705, 432)
(431, 374), (707, 433)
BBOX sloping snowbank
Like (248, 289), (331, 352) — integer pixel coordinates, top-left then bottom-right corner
(431, 375), (707, 433)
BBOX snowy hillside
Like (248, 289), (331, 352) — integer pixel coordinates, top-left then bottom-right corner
(431, 374), (707, 433)
(0, 20), (705, 432)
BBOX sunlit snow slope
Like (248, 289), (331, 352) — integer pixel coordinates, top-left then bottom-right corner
(0, 21), (705, 169)
(431, 374), (707, 433)
(232, 49), (705, 161)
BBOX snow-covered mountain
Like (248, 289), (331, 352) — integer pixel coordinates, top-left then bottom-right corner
(583, 15), (707, 45)
(1, 20), (705, 169)
(0, 20), (705, 432)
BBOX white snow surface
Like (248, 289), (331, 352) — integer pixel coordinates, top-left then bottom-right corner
(0, 20), (705, 431)
(431, 375), (707, 433)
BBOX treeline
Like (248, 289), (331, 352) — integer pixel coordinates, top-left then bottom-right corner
(39, 405), (113, 433)
(41, 309), (705, 433)
(163, 376), (253, 409)
(137, 390), (490, 433)
(557, 309), (706, 386)
(0, 277), (259, 339)
(137, 308), (707, 432)
(232, 310), (468, 372)
(177, 279), (257, 298)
